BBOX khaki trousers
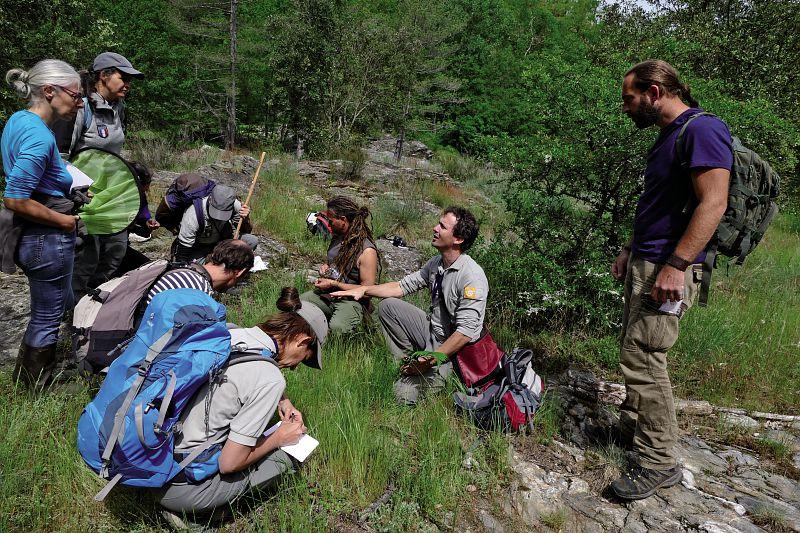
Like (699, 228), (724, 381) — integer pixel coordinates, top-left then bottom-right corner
(619, 255), (699, 470)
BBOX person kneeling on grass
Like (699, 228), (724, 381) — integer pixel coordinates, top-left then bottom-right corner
(301, 196), (379, 333)
(157, 287), (328, 527)
(331, 206), (492, 405)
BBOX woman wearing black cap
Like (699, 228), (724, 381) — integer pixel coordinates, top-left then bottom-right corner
(69, 52), (147, 299)
(157, 287), (327, 528)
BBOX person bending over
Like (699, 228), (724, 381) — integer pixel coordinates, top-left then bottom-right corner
(157, 287), (328, 524)
(145, 239), (255, 305)
(332, 206), (488, 405)
(301, 196), (379, 333)
(173, 184), (256, 263)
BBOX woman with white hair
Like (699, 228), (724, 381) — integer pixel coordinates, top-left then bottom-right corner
(0, 59), (83, 390)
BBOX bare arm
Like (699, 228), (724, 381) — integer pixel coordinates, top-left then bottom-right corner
(651, 167), (730, 302)
(3, 198), (76, 231)
(330, 280), (404, 301)
(435, 332), (471, 358)
(218, 420), (306, 474)
(316, 248), (378, 291)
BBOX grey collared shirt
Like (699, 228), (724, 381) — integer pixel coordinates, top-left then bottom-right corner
(399, 253), (489, 344)
(73, 92), (126, 155)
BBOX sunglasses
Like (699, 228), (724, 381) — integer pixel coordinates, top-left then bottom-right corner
(56, 85), (84, 102)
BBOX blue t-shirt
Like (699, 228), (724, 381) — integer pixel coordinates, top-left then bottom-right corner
(632, 108), (733, 263)
(1, 110), (72, 199)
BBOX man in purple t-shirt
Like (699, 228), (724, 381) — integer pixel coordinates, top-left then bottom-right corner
(608, 60), (732, 500)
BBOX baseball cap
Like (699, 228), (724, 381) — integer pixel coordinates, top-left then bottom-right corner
(208, 185), (236, 220)
(296, 301), (328, 369)
(92, 52), (144, 78)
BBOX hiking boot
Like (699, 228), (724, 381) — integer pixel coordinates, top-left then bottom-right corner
(610, 464), (683, 500)
(12, 342), (57, 391)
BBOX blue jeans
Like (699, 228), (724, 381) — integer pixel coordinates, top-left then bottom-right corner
(17, 227), (76, 348)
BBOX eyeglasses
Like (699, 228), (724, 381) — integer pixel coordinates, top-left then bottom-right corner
(56, 85), (83, 102)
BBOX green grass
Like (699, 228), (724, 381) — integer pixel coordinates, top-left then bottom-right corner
(528, 214), (800, 414)
(0, 270), (510, 531)
(670, 214), (800, 412)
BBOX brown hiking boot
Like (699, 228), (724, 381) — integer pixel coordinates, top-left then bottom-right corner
(12, 343), (57, 391)
(610, 464), (683, 500)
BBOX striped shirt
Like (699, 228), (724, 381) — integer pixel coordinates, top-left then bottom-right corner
(145, 267), (213, 305)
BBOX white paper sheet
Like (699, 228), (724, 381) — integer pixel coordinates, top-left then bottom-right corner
(263, 421), (319, 462)
(250, 255), (269, 272)
(66, 163), (93, 191)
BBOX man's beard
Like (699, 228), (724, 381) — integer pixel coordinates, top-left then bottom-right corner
(629, 99), (660, 129)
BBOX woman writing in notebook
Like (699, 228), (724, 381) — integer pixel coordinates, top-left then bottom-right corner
(157, 288), (328, 525)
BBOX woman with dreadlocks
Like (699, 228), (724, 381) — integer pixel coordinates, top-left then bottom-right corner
(301, 196), (379, 333)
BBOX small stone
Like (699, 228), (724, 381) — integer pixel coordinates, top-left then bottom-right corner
(466, 484), (477, 493)
(462, 453), (477, 469)
(567, 478), (589, 494)
(794, 452), (800, 470)
(721, 413), (759, 429)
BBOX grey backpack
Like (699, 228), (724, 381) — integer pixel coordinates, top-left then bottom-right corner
(677, 112), (780, 305)
(71, 260), (197, 372)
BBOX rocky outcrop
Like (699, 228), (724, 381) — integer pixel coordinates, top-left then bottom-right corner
(488, 370), (800, 532)
(0, 271), (29, 364)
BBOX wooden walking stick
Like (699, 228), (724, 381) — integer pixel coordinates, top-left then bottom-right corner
(234, 151), (266, 239)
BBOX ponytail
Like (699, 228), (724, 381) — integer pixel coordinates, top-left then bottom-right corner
(258, 287), (316, 359)
(626, 59), (700, 107)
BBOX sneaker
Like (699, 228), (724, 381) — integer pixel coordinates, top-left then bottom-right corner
(610, 464), (683, 500)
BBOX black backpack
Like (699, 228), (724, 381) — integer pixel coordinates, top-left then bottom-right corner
(453, 348), (544, 433)
(676, 112), (780, 305)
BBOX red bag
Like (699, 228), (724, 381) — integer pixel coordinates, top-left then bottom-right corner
(454, 330), (503, 388)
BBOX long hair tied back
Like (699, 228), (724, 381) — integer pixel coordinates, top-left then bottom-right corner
(626, 59), (699, 108)
(258, 287), (316, 350)
(327, 196), (378, 280)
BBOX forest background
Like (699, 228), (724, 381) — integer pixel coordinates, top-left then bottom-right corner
(0, 0), (798, 389)
(2, 0), (798, 332)
(1, 1), (799, 529)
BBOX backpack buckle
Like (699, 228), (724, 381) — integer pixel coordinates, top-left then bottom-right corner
(138, 361), (151, 376)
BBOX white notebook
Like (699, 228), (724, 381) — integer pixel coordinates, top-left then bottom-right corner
(263, 422), (319, 462)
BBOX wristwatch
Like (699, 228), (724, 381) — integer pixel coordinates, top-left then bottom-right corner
(666, 253), (691, 271)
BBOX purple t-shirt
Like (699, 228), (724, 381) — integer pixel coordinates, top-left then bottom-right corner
(632, 108), (733, 263)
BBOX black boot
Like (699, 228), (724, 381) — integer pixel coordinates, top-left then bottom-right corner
(610, 463), (683, 500)
(12, 342), (57, 391)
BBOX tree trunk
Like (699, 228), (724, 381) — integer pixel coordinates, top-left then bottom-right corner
(225, 0), (238, 150)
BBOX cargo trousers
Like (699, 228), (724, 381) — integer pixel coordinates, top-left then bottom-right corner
(619, 255), (700, 470)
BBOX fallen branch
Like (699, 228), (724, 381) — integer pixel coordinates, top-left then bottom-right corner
(358, 480), (396, 525)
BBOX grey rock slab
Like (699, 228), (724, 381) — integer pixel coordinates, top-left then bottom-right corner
(718, 449), (761, 467)
(375, 238), (423, 280)
(0, 271), (29, 364)
(721, 413), (760, 429)
(477, 510), (505, 533)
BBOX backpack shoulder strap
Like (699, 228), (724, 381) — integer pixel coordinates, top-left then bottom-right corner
(226, 352), (280, 369)
(675, 111), (717, 171)
(67, 98), (92, 158)
(195, 198), (206, 234)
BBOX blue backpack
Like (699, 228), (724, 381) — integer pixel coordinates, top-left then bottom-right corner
(77, 288), (233, 501)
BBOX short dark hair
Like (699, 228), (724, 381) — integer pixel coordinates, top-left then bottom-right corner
(129, 161), (152, 187)
(207, 239), (255, 271)
(443, 206), (479, 251)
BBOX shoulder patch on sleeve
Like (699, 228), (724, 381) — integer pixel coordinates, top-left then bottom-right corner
(464, 286), (478, 299)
